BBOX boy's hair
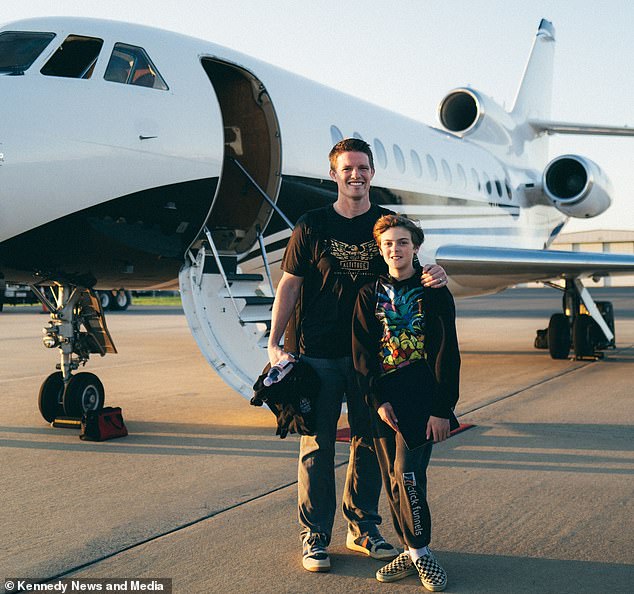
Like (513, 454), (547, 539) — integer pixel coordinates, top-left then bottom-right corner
(373, 214), (425, 248)
(329, 138), (375, 171)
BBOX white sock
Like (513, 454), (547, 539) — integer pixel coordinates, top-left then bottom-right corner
(409, 546), (430, 562)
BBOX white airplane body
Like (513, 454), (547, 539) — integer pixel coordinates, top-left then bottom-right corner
(1, 16), (633, 415)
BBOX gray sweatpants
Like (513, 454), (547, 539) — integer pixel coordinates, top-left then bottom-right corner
(298, 355), (383, 544)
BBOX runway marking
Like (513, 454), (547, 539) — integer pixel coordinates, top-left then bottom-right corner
(35, 460), (350, 586)
(458, 359), (597, 416)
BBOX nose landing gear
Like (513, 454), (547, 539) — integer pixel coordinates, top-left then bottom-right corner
(32, 284), (116, 422)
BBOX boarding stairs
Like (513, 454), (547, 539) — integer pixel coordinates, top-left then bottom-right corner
(179, 161), (293, 399)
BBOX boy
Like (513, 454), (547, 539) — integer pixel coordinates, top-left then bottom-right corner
(352, 214), (460, 591)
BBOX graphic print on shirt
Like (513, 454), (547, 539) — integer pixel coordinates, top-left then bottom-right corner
(326, 238), (379, 282)
(375, 282), (426, 373)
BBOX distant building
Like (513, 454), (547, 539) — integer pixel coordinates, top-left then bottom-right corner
(552, 230), (634, 287)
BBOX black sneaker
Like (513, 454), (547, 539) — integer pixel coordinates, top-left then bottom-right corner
(346, 531), (398, 560)
(302, 532), (330, 572)
(414, 551), (447, 592)
(376, 551), (417, 582)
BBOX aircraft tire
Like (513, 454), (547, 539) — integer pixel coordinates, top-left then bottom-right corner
(63, 372), (105, 417)
(109, 289), (131, 311)
(548, 313), (570, 360)
(99, 291), (112, 311)
(572, 314), (595, 359)
(38, 372), (65, 422)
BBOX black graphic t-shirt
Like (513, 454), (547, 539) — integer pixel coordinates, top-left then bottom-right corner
(282, 203), (392, 357)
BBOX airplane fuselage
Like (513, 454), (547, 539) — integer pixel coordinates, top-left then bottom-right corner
(0, 17), (565, 297)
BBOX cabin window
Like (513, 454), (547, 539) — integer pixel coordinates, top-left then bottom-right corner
(441, 159), (452, 185)
(410, 150), (422, 178)
(456, 163), (467, 188)
(330, 125), (343, 145)
(495, 180), (503, 198)
(393, 144), (405, 173)
(352, 131), (364, 140)
(40, 35), (103, 79)
(0, 31), (56, 74)
(483, 173), (492, 195)
(373, 139), (387, 169)
(505, 180), (513, 200)
(471, 168), (481, 191)
(104, 43), (168, 90)
(426, 155), (438, 181)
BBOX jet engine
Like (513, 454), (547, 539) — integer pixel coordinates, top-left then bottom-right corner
(437, 87), (514, 146)
(542, 155), (612, 218)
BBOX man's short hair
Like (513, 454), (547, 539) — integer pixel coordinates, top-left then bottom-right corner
(329, 138), (375, 171)
(373, 214), (425, 248)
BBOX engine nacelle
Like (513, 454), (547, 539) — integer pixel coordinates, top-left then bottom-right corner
(437, 88), (515, 146)
(543, 155), (612, 218)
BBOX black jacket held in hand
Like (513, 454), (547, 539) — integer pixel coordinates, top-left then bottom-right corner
(251, 359), (320, 438)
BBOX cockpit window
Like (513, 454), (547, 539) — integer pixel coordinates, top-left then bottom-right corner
(104, 43), (168, 90)
(41, 35), (103, 79)
(0, 31), (56, 74)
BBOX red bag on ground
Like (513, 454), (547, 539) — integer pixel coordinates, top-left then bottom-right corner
(80, 406), (128, 441)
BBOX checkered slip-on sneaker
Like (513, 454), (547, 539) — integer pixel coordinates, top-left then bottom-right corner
(346, 532), (399, 560)
(414, 551), (447, 592)
(302, 532), (331, 572)
(375, 551), (417, 583)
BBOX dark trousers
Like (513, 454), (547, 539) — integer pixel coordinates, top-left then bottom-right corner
(374, 430), (433, 549)
(298, 355), (382, 544)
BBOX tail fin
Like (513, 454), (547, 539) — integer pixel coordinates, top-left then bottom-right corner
(513, 20), (634, 138)
(511, 19), (556, 121)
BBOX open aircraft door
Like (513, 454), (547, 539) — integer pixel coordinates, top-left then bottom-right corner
(179, 58), (284, 397)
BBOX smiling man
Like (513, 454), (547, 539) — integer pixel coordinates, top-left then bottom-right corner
(267, 138), (448, 573)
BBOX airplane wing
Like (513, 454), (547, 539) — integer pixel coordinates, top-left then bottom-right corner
(436, 245), (634, 290)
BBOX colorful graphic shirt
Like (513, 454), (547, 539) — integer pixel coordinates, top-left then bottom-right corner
(375, 282), (427, 373)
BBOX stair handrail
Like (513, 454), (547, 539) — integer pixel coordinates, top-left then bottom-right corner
(228, 156), (294, 231)
(203, 226), (245, 324)
(256, 224), (275, 296)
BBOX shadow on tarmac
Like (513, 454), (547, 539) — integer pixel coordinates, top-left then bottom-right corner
(0, 420), (302, 458)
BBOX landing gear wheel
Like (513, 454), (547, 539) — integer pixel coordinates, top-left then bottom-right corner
(63, 372), (105, 417)
(572, 314), (595, 359)
(109, 290), (131, 311)
(38, 372), (65, 422)
(548, 313), (571, 360)
(99, 291), (112, 311)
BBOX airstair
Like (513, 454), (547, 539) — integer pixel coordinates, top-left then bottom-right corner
(179, 159), (293, 398)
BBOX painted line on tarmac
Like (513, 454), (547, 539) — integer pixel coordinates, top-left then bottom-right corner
(36, 460), (349, 585)
(458, 347), (634, 417)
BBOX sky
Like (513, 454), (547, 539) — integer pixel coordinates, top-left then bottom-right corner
(3, 0), (633, 233)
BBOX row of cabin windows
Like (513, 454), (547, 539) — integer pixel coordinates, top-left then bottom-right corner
(0, 31), (168, 90)
(331, 125), (513, 200)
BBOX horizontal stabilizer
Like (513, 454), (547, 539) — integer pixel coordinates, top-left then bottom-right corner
(529, 119), (634, 136)
(437, 244), (634, 291)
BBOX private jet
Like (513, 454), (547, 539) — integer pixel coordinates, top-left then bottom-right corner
(1, 16), (633, 422)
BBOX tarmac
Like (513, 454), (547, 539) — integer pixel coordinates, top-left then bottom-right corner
(1, 287), (633, 594)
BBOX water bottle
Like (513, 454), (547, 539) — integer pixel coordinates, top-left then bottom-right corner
(263, 359), (294, 386)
